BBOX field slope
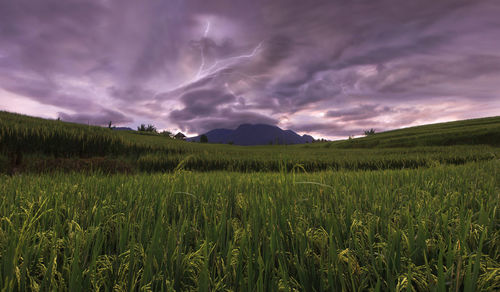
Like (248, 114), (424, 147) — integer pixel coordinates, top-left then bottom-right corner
(1, 111), (499, 173)
(329, 116), (500, 148)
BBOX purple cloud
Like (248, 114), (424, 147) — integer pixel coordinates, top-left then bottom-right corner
(0, 0), (499, 138)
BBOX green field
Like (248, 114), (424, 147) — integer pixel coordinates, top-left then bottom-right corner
(1, 111), (500, 174)
(0, 111), (499, 291)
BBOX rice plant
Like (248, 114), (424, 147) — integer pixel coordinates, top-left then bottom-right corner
(1, 161), (498, 290)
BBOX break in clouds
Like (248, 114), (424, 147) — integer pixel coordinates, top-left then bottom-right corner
(1, 0), (499, 139)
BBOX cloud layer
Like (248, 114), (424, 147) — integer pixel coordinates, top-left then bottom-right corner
(1, 0), (499, 138)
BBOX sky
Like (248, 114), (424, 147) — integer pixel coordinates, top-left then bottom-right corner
(1, 0), (499, 139)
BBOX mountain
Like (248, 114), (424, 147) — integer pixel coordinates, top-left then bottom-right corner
(187, 124), (314, 145)
(113, 127), (134, 131)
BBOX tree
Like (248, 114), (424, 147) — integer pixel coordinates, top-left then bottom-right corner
(138, 124), (157, 133)
(160, 130), (172, 137)
(200, 134), (208, 143)
(146, 124), (156, 132)
(364, 128), (376, 136)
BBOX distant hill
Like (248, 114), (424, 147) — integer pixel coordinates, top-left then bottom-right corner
(327, 116), (500, 148)
(113, 127), (134, 131)
(187, 124), (314, 145)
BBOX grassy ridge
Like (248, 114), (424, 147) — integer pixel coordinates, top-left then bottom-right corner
(137, 146), (497, 172)
(1, 111), (500, 173)
(1, 161), (498, 291)
(1, 144), (497, 173)
(328, 116), (500, 148)
(0, 111), (189, 158)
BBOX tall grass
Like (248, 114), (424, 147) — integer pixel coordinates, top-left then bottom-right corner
(0, 111), (185, 160)
(137, 146), (497, 172)
(1, 111), (499, 174)
(329, 116), (500, 148)
(1, 161), (498, 290)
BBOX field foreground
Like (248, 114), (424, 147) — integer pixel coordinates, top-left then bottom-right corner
(1, 161), (499, 291)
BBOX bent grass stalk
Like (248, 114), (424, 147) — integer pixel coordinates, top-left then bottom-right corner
(0, 160), (498, 290)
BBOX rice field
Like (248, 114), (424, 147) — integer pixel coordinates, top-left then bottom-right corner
(2, 111), (500, 175)
(1, 161), (499, 291)
(1, 111), (500, 290)
(0, 111), (189, 159)
(135, 146), (498, 173)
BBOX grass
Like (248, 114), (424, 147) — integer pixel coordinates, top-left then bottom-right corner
(1, 111), (500, 173)
(327, 116), (500, 149)
(0, 111), (189, 159)
(1, 110), (499, 290)
(136, 145), (498, 172)
(0, 161), (499, 291)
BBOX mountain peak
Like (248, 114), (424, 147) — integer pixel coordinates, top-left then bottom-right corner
(187, 124), (313, 145)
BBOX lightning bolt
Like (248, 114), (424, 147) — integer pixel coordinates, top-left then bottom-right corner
(194, 20), (264, 82)
(195, 21), (211, 79)
(203, 21), (210, 37)
(161, 21), (264, 96)
(199, 41), (263, 77)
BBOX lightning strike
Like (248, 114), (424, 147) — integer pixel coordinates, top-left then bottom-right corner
(203, 21), (210, 37)
(193, 21), (263, 82)
(196, 20), (211, 79)
(163, 22), (264, 96)
(200, 42), (263, 77)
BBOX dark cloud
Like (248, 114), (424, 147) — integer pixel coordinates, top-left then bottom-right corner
(1, 0), (499, 138)
(0, 0), (108, 74)
(176, 108), (278, 134)
(373, 55), (500, 97)
(108, 86), (156, 102)
(170, 89), (236, 121)
(0, 73), (102, 112)
(168, 88), (278, 133)
(326, 105), (394, 122)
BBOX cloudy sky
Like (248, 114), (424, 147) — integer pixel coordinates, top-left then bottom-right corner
(1, 0), (499, 139)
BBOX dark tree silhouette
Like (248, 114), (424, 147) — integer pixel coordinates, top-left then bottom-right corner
(200, 134), (208, 143)
(138, 124), (157, 133)
(364, 128), (376, 136)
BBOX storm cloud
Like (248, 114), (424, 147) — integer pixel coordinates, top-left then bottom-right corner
(1, 0), (499, 138)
